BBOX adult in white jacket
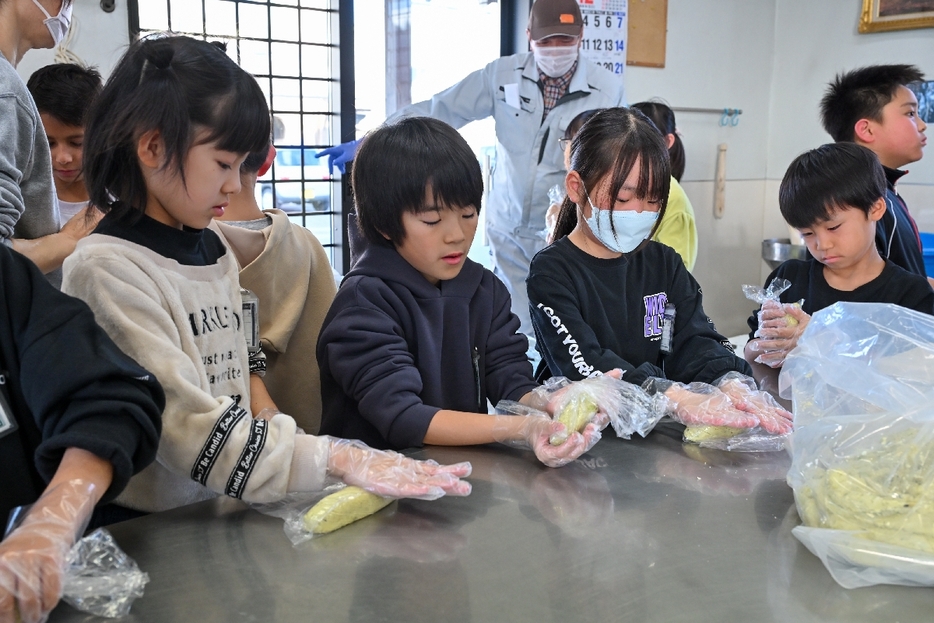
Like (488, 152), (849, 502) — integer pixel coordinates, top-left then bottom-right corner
(321, 0), (625, 341)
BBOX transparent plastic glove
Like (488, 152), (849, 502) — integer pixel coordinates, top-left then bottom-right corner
(491, 405), (603, 468)
(0, 480), (97, 623)
(325, 438), (472, 500)
(314, 139), (360, 175)
(716, 372), (794, 435)
(643, 377), (759, 429)
(750, 301), (810, 367)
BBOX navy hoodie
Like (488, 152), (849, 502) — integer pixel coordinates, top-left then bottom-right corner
(317, 244), (537, 450)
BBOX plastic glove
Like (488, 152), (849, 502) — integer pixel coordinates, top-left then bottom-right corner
(0, 480), (98, 623)
(715, 372), (794, 435)
(325, 438), (472, 500)
(315, 139), (360, 175)
(490, 406), (604, 468)
(750, 300), (810, 368)
(643, 377), (760, 430)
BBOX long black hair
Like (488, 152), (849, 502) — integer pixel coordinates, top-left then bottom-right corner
(631, 100), (685, 182)
(83, 35), (271, 221)
(552, 107), (671, 248)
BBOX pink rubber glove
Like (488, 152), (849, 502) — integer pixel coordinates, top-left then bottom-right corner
(0, 480), (97, 623)
(326, 438), (472, 500)
(716, 373), (794, 435)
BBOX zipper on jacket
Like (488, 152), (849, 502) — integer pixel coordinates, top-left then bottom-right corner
(472, 347), (482, 412)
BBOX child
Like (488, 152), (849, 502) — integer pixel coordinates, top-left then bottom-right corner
(631, 100), (697, 271)
(545, 109), (602, 244)
(0, 0), (97, 279)
(212, 144), (337, 434)
(527, 107), (792, 434)
(26, 62), (102, 223)
(744, 143), (933, 380)
(820, 64), (929, 281)
(317, 116), (609, 468)
(62, 36), (470, 517)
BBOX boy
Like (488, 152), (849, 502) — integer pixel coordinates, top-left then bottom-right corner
(820, 64), (928, 282)
(26, 63), (102, 223)
(211, 145), (338, 434)
(316, 117), (608, 468)
(745, 143), (934, 387)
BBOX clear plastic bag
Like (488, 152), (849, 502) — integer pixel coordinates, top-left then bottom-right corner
(742, 277), (791, 305)
(251, 486), (396, 547)
(782, 301), (934, 588)
(497, 375), (665, 441)
(61, 528), (149, 618)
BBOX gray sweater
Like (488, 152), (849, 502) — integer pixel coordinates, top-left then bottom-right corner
(0, 52), (59, 245)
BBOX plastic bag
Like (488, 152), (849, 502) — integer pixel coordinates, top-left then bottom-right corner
(251, 486), (396, 547)
(61, 528), (149, 618)
(497, 375), (665, 441)
(782, 301), (934, 588)
(742, 277), (791, 306)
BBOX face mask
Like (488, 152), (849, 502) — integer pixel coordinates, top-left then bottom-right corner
(583, 190), (658, 254)
(532, 45), (578, 78)
(31, 0), (72, 47)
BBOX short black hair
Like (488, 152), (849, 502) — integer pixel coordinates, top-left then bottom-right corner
(563, 109), (602, 141)
(820, 64), (924, 142)
(779, 142), (885, 229)
(241, 143), (271, 174)
(352, 117), (483, 247)
(552, 107), (670, 245)
(83, 35), (271, 221)
(631, 100), (685, 182)
(27, 63), (102, 127)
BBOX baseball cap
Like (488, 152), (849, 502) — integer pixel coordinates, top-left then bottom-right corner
(528, 0), (583, 41)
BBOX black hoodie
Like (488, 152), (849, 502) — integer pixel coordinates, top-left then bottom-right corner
(317, 245), (537, 450)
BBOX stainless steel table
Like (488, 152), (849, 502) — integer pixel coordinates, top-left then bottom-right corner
(49, 423), (934, 622)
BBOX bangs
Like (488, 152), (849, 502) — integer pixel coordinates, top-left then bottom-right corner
(200, 78), (271, 156)
(607, 145), (670, 209)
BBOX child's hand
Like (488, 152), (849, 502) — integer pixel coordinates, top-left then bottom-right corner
(662, 383), (760, 430)
(524, 416), (603, 468)
(752, 303), (810, 367)
(59, 206), (103, 242)
(716, 374), (793, 435)
(326, 438), (472, 500)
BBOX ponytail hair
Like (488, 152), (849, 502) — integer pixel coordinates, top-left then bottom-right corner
(84, 35), (271, 221)
(552, 107), (671, 247)
(630, 100), (685, 182)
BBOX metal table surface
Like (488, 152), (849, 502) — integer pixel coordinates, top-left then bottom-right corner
(49, 423), (934, 622)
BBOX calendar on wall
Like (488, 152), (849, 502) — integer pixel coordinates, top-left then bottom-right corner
(577, 0), (627, 76)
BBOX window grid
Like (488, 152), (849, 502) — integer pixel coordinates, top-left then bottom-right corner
(132, 0), (343, 267)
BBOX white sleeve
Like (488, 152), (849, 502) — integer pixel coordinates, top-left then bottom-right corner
(63, 251), (330, 502)
(387, 62), (497, 129)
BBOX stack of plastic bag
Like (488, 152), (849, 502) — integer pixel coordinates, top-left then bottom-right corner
(782, 301), (934, 588)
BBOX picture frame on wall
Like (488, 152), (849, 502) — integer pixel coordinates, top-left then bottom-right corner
(859, 0), (934, 33)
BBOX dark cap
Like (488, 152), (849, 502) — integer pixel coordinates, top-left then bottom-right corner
(528, 0), (583, 41)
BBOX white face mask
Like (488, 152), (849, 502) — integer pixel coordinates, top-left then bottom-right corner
(31, 0), (72, 47)
(532, 45), (578, 78)
(583, 189), (658, 254)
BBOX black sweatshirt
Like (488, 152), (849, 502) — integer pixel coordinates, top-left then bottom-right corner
(528, 237), (749, 386)
(877, 166), (926, 277)
(747, 257), (934, 338)
(0, 244), (164, 521)
(317, 244), (538, 450)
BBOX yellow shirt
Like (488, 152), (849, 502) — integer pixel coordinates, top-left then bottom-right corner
(653, 176), (698, 271)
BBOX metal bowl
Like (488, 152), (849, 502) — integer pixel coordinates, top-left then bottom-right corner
(762, 238), (808, 270)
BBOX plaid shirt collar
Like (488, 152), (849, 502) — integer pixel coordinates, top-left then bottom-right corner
(539, 61), (577, 119)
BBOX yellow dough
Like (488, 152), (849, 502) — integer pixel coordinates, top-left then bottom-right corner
(302, 486), (392, 534)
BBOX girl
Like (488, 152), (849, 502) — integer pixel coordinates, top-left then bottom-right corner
(62, 35), (470, 519)
(631, 100), (697, 271)
(527, 107), (792, 434)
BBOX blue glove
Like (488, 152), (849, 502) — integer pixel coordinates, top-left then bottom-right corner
(315, 139), (360, 175)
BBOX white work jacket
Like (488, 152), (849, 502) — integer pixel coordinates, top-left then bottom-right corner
(391, 52), (625, 238)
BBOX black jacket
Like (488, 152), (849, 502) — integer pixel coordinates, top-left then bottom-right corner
(876, 166), (925, 277)
(0, 245), (164, 521)
(317, 245), (537, 450)
(528, 237), (749, 386)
